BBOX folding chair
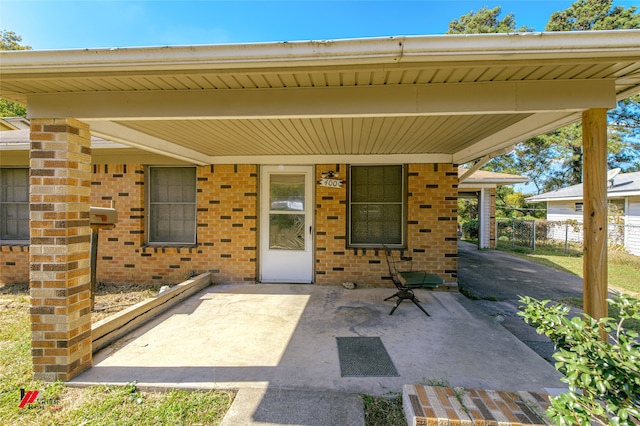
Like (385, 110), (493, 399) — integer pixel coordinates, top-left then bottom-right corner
(383, 246), (443, 316)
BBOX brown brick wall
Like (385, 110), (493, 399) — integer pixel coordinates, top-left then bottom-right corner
(5, 161), (458, 288)
(0, 245), (29, 283)
(90, 164), (258, 284)
(315, 163), (458, 287)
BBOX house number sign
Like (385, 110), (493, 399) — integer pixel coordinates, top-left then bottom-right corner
(318, 171), (344, 188)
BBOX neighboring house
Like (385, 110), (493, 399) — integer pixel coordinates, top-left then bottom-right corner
(1, 124), (525, 284)
(526, 171), (640, 255)
(0, 117), (30, 131)
(1, 31), (638, 381)
(458, 168), (529, 249)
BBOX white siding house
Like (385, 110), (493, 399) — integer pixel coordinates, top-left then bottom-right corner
(627, 196), (640, 255)
(526, 171), (640, 256)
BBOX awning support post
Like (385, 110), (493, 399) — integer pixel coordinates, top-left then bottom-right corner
(582, 108), (608, 341)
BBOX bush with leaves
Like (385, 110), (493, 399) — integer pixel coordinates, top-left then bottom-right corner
(462, 219), (479, 240)
(519, 293), (640, 425)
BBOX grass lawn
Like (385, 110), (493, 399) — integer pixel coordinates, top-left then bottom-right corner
(494, 243), (640, 296)
(0, 284), (236, 425)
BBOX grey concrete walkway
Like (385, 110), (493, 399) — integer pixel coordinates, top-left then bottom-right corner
(72, 282), (565, 424)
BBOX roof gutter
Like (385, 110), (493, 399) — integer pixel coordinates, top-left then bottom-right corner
(1, 30), (639, 75)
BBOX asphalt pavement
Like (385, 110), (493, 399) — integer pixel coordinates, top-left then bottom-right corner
(456, 240), (585, 362)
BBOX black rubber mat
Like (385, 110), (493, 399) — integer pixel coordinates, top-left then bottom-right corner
(336, 337), (399, 377)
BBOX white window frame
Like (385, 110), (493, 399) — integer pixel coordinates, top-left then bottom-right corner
(0, 168), (30, 242)
(347, 164), (406, 248)
(146, 166), (197, 245)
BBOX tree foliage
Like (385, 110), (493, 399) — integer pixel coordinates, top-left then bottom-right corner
(446, 6), (531, 34)
(0, 30), (31, 51)
(545, 0), (640, 31)
(449, 1), (640, 193)
(0, 30), (30, 118)
(520, 294), (640, 425)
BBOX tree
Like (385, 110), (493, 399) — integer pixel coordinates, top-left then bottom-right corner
(531, 0), (640, 191)
(0, 30), (31, 51)
(546, 0), (640, 31)
(449, 1), (640, 192)
(0, 30), (31, 118)
(446, 6), (531, 34)
(610, 94), (640, 139)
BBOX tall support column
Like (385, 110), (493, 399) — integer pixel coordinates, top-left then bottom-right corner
(29, 118), (93, 381)
(582, 108), (608, 337)
(489, 188), (496, 249)
(478, 189), (493, 249)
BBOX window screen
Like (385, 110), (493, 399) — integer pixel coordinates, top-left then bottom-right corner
(148, 167), (196, 244)
(349, 165), (404, 246)
(0, 168), (30, 241)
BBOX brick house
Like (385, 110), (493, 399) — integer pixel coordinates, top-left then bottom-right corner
(2, 128), (527, 285)
(1, 31), (638, 380)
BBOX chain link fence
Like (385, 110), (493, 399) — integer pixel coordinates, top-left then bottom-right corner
(496, 218), (640, 255)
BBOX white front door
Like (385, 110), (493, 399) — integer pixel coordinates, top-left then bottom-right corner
(260, 165), (314, 283)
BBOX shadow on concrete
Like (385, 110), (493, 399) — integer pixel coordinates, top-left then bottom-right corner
(72, 283), (564, 399)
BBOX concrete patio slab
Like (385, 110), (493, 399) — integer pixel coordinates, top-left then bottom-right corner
(71, 283), (564, 397)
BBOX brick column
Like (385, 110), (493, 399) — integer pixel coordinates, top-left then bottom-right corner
(29, 118), (93, 381)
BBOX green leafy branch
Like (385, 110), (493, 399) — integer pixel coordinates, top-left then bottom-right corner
(519, 293), (640, 425)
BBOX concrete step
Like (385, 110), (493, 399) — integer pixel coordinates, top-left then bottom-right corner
(404, 385), (551, 425)
(221, 387), (365, 426)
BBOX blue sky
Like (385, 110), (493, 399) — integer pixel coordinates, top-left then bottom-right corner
(2, 0), (637, 50)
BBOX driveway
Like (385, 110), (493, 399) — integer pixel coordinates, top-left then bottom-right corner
(456, 240), (584, 361)
(457, 241), (583, 313)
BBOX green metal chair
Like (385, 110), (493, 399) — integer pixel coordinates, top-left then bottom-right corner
(383, 246), (443, 316)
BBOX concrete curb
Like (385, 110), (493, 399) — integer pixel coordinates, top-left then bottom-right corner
(91, 272), (212, 352)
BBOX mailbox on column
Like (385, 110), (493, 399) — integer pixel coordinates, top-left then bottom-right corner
(89, 206), (117, 310)
(90, 206), (118, 229)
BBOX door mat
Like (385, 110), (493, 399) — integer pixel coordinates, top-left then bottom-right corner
(336, 337), (399, 377)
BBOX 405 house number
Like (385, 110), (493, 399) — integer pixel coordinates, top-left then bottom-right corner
(318, 171), (344, 188)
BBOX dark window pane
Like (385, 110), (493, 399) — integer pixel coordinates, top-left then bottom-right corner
(351, 204), (402, 244)
(0, 169), (29, 240)
(349, 165), (404, 246)
(351, 166), (402, 202)
(148, 167), (196, 244)
(150, 167), (196, 203)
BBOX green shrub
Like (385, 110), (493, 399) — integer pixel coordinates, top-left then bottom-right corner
(462, 219), (479, 240)
(519, 294), (640, 425)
